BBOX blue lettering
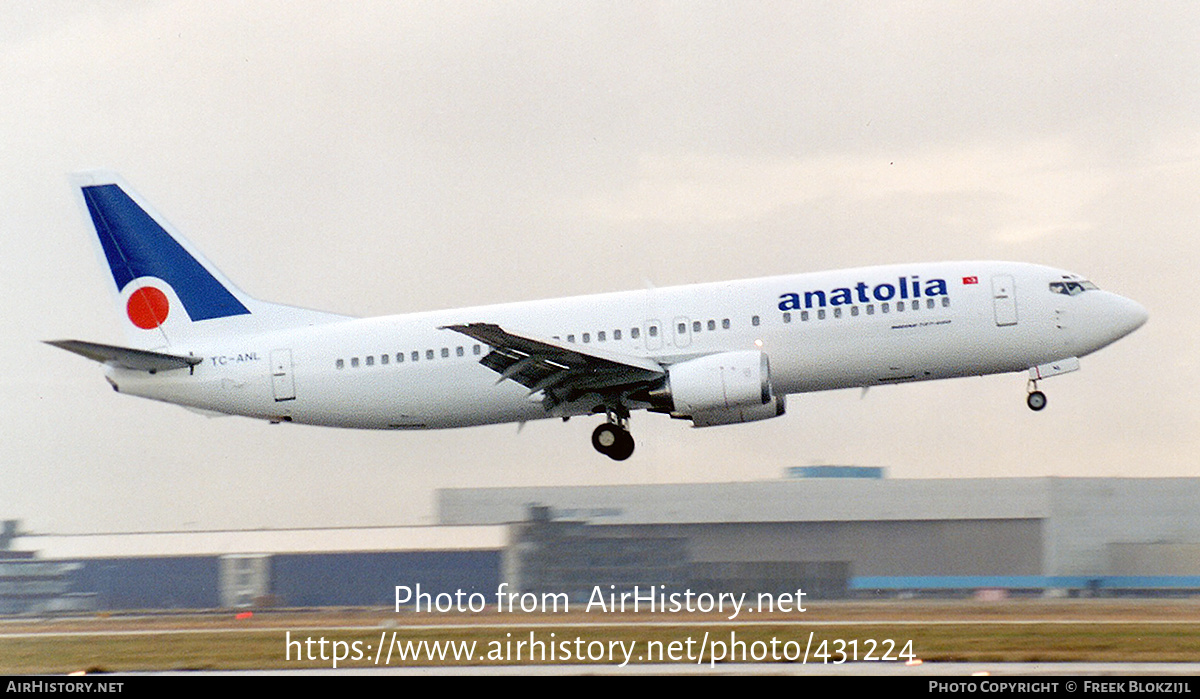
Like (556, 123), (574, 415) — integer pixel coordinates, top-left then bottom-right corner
(778, 276), (947, 313)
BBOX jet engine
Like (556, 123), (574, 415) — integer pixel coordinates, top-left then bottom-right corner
(643, 350), (786, 427)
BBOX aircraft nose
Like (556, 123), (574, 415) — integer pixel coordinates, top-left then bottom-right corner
(1107, 293), (1148, 340)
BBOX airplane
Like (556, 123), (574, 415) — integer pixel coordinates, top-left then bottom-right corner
(48, 171), (1148, 461)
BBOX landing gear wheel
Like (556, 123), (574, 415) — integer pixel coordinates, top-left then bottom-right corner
(1027, 390), (1047, 411)
(608, 429), (635, 461)
(591, 422), (635, 461)
(592, 423), (621, 453)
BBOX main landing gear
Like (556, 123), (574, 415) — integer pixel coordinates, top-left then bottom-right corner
(1026, 379), (1047, 411)
(592, 409), (635, 461)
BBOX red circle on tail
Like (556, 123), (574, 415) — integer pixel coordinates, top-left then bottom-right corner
(127, 287), (170, 329)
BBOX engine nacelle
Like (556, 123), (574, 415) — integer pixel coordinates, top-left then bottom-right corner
(690, 394), (787, 427)
(655, 350), (783, 427)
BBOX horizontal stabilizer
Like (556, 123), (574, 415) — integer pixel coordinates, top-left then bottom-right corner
(45, 339), (202, 372)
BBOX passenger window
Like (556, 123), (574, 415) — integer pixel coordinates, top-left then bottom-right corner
(598, 331), (606, 342)
(752, 315), (760, 327)
(834, 307), (842, 318)
(614, 329), (622, 340)
(456, 346), (464, 357)
(441, 348), (449, 358)
(631, 327), (640, 339)
(896, 302), (904, 312)
(851, 306), (859, 317)
(942, 297), (950, 307)
(567, 334), (575, 343)
(649, 326), (658, 337)
(707, 320), (716, 331)
(351, 357), (359, 368)
(368, 356), (377, 366)
(336, 359), (345, 369)
(397, 353), (404, 363)
(412, 351), (420, 362)
(783, 312), (792, 323)
(882, 303), (890, 313)
(722, 318), (730, 330)
(800, 311), (809, 322)
(867, 305), (875, 315)
(474, 345), (482, 355)
(818, 309), (826, 320)
(426, 349), (434, 360)
(380, 354), (389, 365)
(693, 321), (701, 333)
(926, 298), (935, 309)
(583, 333), (591, 343)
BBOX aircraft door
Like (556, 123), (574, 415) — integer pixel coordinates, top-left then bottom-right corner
(271, 348), (296, 401)
(992, 275), (1018, 327)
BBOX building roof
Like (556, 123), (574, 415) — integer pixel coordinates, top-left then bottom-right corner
(437, 477), (1200, 526)
(15, 525), (505, 559)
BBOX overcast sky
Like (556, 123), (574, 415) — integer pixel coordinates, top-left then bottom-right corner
(3, 2), (1197, 535)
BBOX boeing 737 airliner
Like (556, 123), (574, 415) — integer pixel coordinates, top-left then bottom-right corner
(48, 172), (1148, 460)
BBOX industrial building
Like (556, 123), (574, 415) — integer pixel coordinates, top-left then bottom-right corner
(4, 474), (1200, 613)
(439, 475), (1200, 597)
(1, 526), (503, 613)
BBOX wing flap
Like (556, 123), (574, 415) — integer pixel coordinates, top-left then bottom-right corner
(443, 323), (664, 396)
(46, 339), (202, 372)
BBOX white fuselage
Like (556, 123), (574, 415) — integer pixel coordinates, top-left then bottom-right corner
(107, 261), (1147, 430)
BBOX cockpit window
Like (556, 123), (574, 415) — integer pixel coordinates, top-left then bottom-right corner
(1049, 280), (1099, 296)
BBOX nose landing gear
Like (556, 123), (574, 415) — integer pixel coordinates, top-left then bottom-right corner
(1025, 359), (1081, 411)
(592, 408), (635, 461)
(1026, 379), (1047, 411)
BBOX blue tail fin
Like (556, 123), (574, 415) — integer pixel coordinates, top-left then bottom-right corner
(71, 171), (347, 348)
(81, 181), (252, 322)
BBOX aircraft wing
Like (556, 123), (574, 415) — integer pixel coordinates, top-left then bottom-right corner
(45, 339), (202, 372)
(441, 323), (664, 400)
